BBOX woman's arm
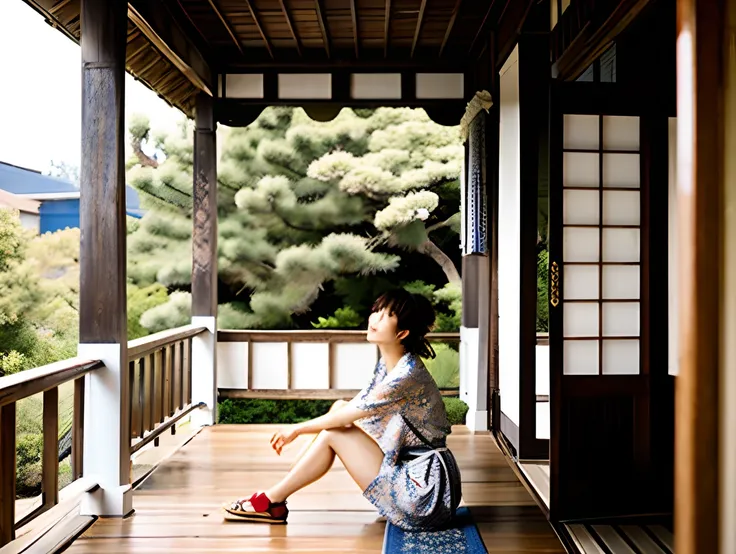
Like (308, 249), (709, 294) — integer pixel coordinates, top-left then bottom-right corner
(296, 404), (367, 435)
(270, 404), (367, 454)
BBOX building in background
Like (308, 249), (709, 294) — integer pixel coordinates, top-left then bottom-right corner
(0, 161), (144, 233)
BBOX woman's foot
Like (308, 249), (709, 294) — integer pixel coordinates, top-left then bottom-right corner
(223, 492), (289, 524)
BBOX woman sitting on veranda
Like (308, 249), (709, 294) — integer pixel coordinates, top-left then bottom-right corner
(225, 288), (462, 530)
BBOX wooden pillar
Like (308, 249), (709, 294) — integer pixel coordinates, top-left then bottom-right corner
(675, 0), (734, 552)
(191, 93), (218, 426)
(77, 0), (132, 517)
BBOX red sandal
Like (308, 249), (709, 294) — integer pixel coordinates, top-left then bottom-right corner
(223, 492), (289, 524)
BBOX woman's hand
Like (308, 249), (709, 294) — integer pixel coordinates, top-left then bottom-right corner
(270, 426), (301, 455)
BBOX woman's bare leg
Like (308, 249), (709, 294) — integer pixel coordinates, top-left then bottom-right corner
(265, 425), (383, 503)
(290, 400), (349, 469)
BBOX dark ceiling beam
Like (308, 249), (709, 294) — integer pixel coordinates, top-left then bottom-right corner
(49, 0), (72, 16)
(439, 0), (462, 57)
(244, 0), (274, 59)
(278, 0), (302, 56)
(468, 0), (498, 55)
(551, 0), (652, 80)
(384, 0), (391, 58)
(171, 0), (212, 50)
(205, 0), (244, 57)
(495, 0), (535, 69)
(350, 0), (360, 58)
(128, 0), (214, 95)
(411, 0), (428, 58)
(314, 0), (331, 58)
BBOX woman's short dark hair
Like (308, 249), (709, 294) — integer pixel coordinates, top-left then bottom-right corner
(372, 288), (436, 359)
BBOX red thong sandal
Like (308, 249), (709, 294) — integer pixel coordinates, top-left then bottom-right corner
(223, 492), (289, 524)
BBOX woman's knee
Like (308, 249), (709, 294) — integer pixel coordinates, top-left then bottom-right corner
(329, 399), (348, 412)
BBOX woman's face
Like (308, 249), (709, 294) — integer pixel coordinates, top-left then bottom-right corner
(367, 307), (401, 346)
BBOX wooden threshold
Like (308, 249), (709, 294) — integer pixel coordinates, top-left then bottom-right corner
(519, 461), (550, 509)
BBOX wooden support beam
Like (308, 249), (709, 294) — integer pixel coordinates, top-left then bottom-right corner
(350, 0), (360, 59)
(314, 0), (331, 59)
(79, 0), (132, 516)
(80, 0), (128, 346)
(411, 0), (428, 58)
(205, 0), (244, 56)
(440, 0), (462, 56)
(244, 0), (274, 59)
(384, 0), (391, 58)
(128, 0), (214, 95)
(192, 94), (218, 317)
(278, 0), (302, 56)
(674, 0), (732, 552)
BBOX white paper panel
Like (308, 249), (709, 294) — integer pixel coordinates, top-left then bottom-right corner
(416, 73), (464, 98)
(351, 73), (402, 99)
(603, 191), (640, 225)
(217, 342), (247, 388)
(564, 190), (599, 225)
(251, 343), (288, 389)
(564, 265), (599, 299)
(603, 302), (640, 337)
(602, 340), (640, 375)
(603, 228), (640, 262)
(564, 227), (600, 262)
(564, 302), (599, 337)
(564, 114), (599, 150)
(603, 153), (640, 188)
(603, 116), (640, 151)
(603, 265), (640, 299)
(564, 153), (599, 188)
(278, 73), (332, 99)
(333, 343), (377, 389)
(292, 343), (330, 389)
(564, 340), (599, 375)
(226, 74), (264, 98)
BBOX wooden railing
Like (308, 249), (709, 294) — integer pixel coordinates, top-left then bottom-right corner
(217, 330), (461, 400)
(127, 325), (206, 454)
(0, 358), (102, 546)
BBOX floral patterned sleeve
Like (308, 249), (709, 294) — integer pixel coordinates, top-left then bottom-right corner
(349, 364), (414, 418)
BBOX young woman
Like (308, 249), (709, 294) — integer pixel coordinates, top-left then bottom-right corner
(225, 289), (462, 530)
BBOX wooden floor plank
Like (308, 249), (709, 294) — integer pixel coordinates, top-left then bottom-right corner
(66, 425), (564, 553)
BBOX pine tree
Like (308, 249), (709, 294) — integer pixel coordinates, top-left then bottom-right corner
(126, 107), (461, 329)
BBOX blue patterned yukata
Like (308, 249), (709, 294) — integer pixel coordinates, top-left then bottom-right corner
(349, 353), (462, 530)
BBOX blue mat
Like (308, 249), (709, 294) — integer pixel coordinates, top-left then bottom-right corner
(382, 507), (488, 554)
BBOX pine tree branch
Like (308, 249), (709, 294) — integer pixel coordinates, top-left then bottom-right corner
(131, 137), (159, 168)
(417, 239), (460, 284)
(426, 216), (455, 233)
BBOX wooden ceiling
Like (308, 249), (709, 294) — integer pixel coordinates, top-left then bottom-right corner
(23, 0), (532, 116)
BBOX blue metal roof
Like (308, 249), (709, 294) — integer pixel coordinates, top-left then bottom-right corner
(0, 161), (78, 194)
(0, 161), (146, 218)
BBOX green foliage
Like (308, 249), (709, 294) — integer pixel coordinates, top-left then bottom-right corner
(127, 107), (462, 331)
(537, 248), (549, 332)
(127, 283), (170, 340)
(0, 350), (26, 376)
(443, 397), (469, 426)
(0, 209), (25, 273)
(217, 397), (468, 426)
(218, 399), (334, 424)
(423, 343), (460, 389)
(312, 307), (362, 329)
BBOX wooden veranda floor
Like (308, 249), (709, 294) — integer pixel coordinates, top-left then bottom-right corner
(66, 425), (565, 553)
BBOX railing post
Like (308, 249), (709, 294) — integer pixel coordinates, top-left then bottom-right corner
(77, 0), (132, 517)
(191, 93), (218, 426)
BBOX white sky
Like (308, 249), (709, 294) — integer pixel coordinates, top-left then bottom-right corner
(0, 1), (184, 173)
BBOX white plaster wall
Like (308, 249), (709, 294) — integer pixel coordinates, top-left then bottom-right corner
(251, 343), (288, 389)
(498, 45), (522, 426)
(217, 342), (247, 389)
(292, 343), (329, 389)
(334, 343), (377, 389)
